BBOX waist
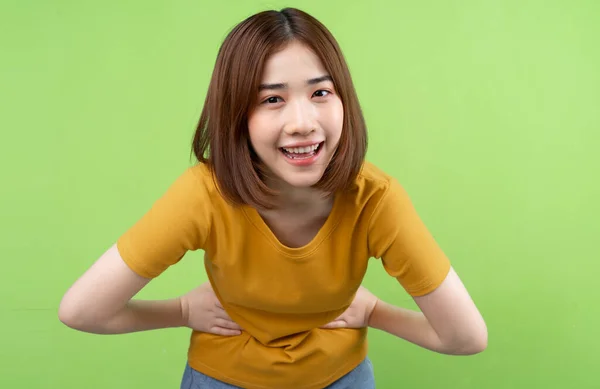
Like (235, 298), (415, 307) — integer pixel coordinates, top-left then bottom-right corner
(187, 327), (368, 389)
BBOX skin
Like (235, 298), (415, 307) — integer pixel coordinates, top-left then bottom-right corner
(248, 41), (343, 195)
(247, 41), (344, 247)
(58, 41), (487, 357)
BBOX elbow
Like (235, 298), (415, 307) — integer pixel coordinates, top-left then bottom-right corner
(476, 326), (489, 353)
(463, 333), (488, 355)
(58, 295), (96, 331)
(59, 294), (121, 334)
(439, 323), (488, 355)
(472, 321), (489, 354)
(58, 299), (84, 330)
(450, 328), (488, 355)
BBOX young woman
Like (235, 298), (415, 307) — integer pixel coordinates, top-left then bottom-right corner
(58, 7), (487, 389)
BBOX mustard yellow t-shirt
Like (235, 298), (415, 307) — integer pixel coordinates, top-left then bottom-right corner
(116, 160), (451, 389)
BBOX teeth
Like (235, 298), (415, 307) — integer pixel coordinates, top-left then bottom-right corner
(282, 143), (320, 154)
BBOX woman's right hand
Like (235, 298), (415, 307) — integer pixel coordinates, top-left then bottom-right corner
(180, 282), (243, 336)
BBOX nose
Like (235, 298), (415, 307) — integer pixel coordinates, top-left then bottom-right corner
(282, 99), (316, 136)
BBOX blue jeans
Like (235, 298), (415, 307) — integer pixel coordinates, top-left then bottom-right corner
(180, 357), (375, 389)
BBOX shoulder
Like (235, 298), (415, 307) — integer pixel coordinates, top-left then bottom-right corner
(181, 162), (241, 216)
(183, 162), (216, 190)
(170, 162), (220, 200)
(347, 160), (402, 206)
(140, 162), (224, 219)
(356, 160), (396, 188)
(332, 161), (402, 227)
(344, 160), (414, 226)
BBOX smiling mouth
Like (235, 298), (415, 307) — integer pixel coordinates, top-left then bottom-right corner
(279, 142), (324, 159)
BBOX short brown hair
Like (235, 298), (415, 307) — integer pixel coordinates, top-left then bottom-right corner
(192, 8), (367, 209)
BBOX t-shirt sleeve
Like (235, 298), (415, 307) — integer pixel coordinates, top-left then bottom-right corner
(368, 177), (451, 297)
(116, 166), (213, 279)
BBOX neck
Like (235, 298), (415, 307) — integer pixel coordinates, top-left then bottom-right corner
(265, 178), (333, 214)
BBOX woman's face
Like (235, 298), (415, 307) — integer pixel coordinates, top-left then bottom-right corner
(247, 41), (344, 189)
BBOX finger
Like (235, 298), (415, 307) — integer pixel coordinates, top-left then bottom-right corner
(209, 326), (242, 336)
(319, 313), (345, 327)
(320, 320), (347, 329)
(214, 309), (236, 323)
(215, 318), (242, 331)
(331, 313), (345, 322)
(214, 307), (232, 319)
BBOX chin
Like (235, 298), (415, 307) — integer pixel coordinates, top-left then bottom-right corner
(260, 148), (335, 189)
(280, 171), (325, 188)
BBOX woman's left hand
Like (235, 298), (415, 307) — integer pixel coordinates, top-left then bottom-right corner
(321, 286), (379, 329)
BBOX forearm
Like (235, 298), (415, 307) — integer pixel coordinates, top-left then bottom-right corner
(61, 298), (186, 335)
(368, 300), (478, 355)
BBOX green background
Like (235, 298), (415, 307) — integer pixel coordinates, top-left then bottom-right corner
(2, 0), (599, 387)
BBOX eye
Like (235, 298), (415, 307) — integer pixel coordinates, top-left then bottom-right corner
(262, 96), (283, 104)
(313, 90), (330, 98)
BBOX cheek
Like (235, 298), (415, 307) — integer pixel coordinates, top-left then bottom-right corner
(326, 99), (344, 137)
(247, 113), (276, 152)
(247, 113), (263, 145)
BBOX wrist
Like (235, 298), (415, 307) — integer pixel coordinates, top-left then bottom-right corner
(177, 296), (189, 328)
(367, 298), (383, 328)
(364, 300), (451, 354)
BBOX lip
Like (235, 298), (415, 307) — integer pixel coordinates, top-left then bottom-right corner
(279, 141), (324, 167)
(280, 140), (324, 149)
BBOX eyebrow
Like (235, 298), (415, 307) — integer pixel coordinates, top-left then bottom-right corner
(258, 75), (333, 91)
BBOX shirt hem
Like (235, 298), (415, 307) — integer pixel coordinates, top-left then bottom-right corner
(187, 348), (368, 389)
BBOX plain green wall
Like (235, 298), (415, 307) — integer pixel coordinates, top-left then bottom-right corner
(2, 0), (599, 387)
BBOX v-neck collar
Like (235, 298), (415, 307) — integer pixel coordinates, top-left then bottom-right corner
(241, 191), (346, 259)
